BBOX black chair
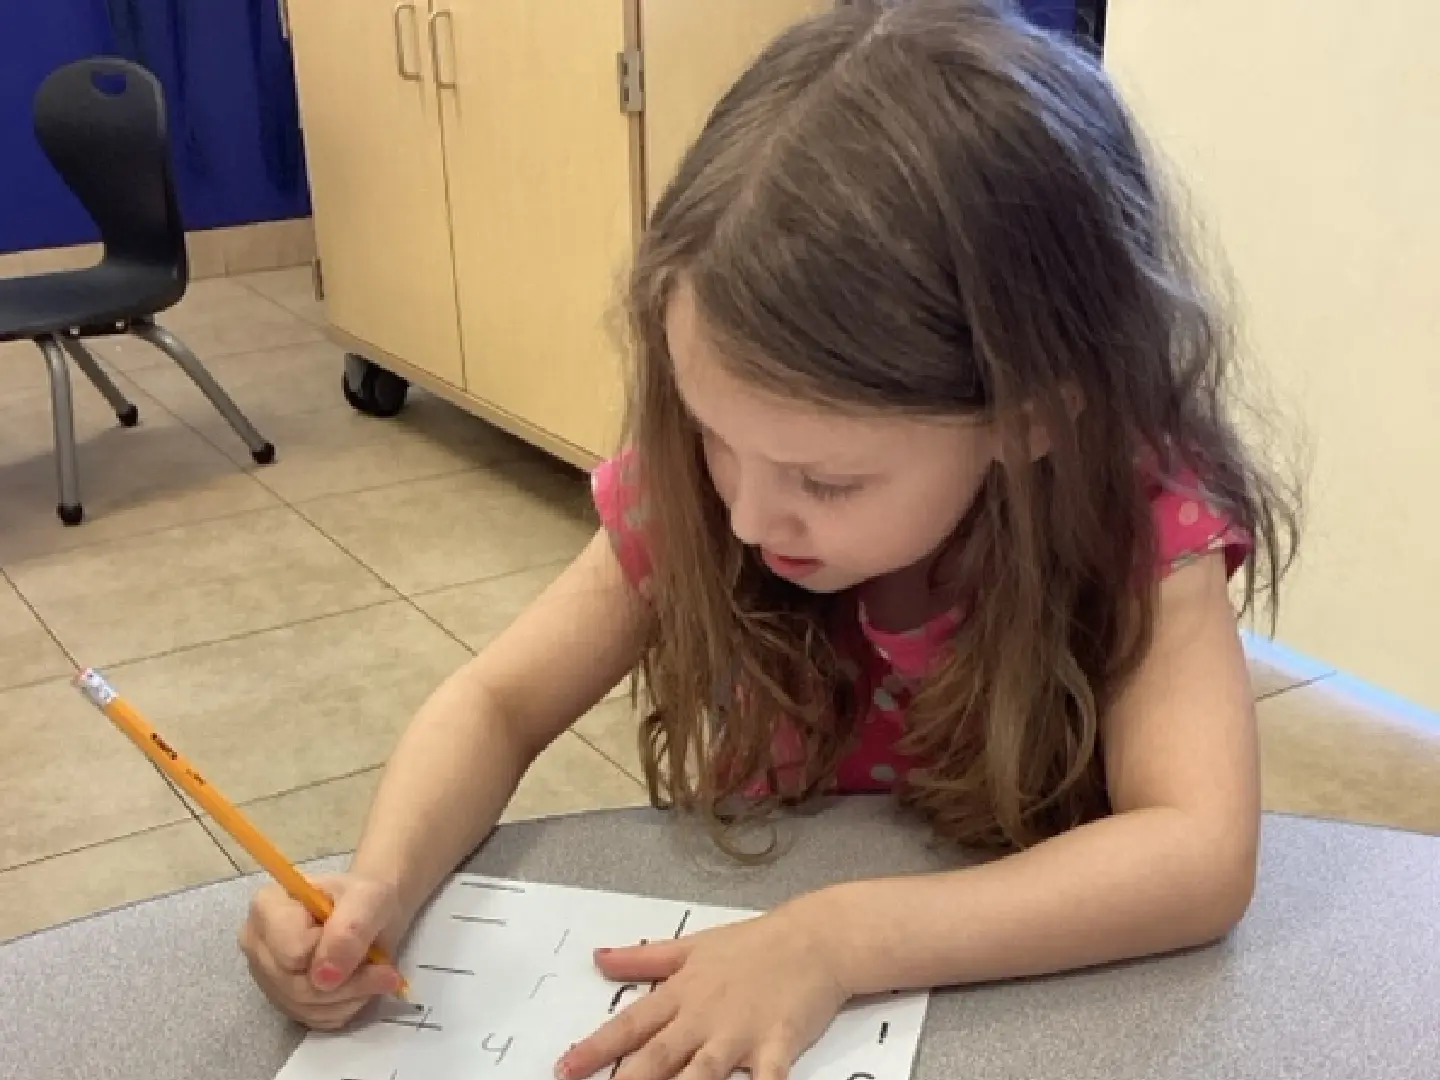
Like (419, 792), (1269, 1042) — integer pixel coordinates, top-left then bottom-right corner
(0, 57), (274, 526)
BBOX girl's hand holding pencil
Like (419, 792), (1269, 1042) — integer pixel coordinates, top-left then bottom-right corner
(240, 872), (411, 1030)
(71, 667), (416, 1028)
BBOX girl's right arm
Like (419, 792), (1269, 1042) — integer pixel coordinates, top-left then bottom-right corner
(351, 526), (652, 924)
(239, 527), (651, 1027)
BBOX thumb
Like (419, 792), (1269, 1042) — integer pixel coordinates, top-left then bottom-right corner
(594, 938), (691, 981)
(309, 886), (391, 990)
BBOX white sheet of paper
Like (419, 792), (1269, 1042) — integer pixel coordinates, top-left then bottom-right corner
(272, 874), (930, 1080)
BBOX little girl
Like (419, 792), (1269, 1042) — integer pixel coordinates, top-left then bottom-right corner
(240, 1), (1299, 1076)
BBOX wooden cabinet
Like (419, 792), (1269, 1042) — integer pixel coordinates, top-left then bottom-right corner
(284, 0), (828, 467)
(641, 0), (829, 214)
(284, 0), (465, 389)
(440, 0), (635, 461)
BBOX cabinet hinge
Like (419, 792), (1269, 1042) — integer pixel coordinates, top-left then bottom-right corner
(617, 48), (644, 115)
(311, 257), (324, 302)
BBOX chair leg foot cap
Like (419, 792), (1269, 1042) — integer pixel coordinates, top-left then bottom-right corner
(251, 442), (276, 466)
(117, 405), (140, 427)
(58, 503), (84, 526)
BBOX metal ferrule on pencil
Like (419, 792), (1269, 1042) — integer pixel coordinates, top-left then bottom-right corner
(72, 667), (118, 709)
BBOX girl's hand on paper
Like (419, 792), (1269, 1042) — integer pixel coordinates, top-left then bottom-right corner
(557, 896), (851, 1080)
(239, 872), (407, 1031)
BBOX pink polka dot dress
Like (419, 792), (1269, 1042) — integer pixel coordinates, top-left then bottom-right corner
(591, 450), (1250, 797)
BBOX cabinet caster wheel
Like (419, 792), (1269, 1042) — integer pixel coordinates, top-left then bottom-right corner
(342, 354), (409, 418)
(251, 442), (277, 466)
(58, 503), (84, 526)
(117, 404), (140, 427)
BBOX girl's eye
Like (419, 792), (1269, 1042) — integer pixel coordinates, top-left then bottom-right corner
(801, 476), (861, 501)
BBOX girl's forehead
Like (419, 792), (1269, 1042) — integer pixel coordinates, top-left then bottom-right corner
(666, 281), (970, 470)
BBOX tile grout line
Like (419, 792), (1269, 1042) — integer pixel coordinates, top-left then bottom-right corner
(193, 819), (247, 875)
(255, 460), (490, 508)
(0, 768), (388, 879)
(175, 266), (325, 337)
(1, 815), (223, 878)
(281, 476), (640, 784)
(570, 729), (648, 789)
(229, 266), (320, 314)
(1, 282), (584, 891)
(403, 557), (574, 604)
(102, 594), (407, 674)
(5, 549), (575, 693)
(0, 500), (281, 574)
(0, 566), (230, 861)
(5, 515), (407, 672)
(278, 494), (429, 604)
(0, 566), (243, 865)
(276, 470), (586, 655)
(0, 565), (79, 671)
(1255, 674), (1333, 702)
(301, 525), (483, 658)
(145, 357), (521, 510)
(0, 369), (279, 572)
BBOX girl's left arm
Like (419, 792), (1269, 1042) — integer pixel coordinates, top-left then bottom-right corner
(806, 550), (1262, 996)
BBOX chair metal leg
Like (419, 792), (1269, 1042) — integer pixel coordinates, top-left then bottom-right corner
(36, 335), (84, 525)
(130, 320), (275, 465)
(57, 335), (140, 427)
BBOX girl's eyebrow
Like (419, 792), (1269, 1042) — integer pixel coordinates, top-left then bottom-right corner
(674, 373), (877, 474)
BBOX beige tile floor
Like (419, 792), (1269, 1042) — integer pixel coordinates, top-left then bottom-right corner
(2, 267), (1437, 943)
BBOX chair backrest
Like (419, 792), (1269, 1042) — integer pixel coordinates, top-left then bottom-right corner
(32, 57), (188, 280)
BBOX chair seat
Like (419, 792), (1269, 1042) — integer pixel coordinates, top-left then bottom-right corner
(0, 260), (185, 342)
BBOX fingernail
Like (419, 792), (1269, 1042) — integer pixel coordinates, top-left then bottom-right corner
(594, 947), (612, 955)
(315, 962), (342, 988)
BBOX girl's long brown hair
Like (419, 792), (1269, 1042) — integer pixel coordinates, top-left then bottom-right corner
(620, 0), (1301, 857)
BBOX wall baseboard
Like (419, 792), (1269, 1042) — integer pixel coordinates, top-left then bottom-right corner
(0, 217), (316, 281)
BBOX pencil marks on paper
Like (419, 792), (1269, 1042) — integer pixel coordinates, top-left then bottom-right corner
(481, 1034), (514, 1065)
(609, 983), (640, 1013)
(378, 1006), (442, 1033)
(270, 876), (930, 1080)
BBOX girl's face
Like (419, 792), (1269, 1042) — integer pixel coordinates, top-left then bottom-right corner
(667, 282), (1000, 595)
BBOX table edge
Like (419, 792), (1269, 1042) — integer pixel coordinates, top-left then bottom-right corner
(0, 804), (1426, 951)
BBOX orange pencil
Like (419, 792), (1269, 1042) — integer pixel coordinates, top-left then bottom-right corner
(72, 667), (411, 1001)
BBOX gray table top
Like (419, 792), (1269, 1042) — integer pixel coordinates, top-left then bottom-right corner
(2, 797), (1437, 1080)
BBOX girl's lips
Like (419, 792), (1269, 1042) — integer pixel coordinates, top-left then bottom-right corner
(761, 549), (824, 578)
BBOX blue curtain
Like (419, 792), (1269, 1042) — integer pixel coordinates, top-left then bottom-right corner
(0, 0), (310, 253)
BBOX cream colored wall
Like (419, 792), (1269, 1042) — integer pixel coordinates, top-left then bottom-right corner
(1104, 2), (1440, 712)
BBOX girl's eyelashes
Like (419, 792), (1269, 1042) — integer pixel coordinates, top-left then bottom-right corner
(800, 475), (862, 501)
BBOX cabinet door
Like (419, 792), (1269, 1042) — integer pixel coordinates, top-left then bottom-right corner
(640, 0), (832, 210)
(286, 0), (465, 388)
(437, 0), (635, 460)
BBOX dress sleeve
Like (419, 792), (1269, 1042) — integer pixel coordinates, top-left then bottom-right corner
(591, 449), (654, 598)
(1148, 471), (1253, 580)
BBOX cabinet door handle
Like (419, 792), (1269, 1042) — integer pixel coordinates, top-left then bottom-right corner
(393, 3), (421, 81)
(428, 9), (457, 90)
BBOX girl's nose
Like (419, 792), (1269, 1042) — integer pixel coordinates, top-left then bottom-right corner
(727, 473), (785, 549)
